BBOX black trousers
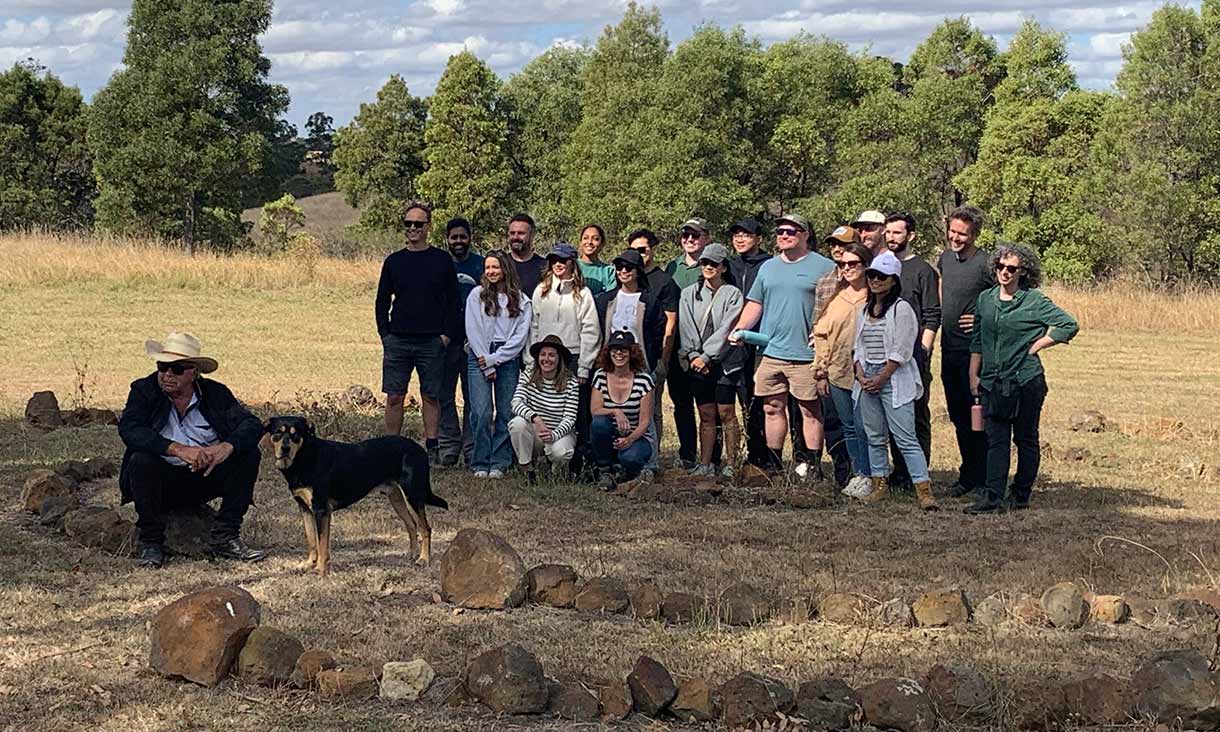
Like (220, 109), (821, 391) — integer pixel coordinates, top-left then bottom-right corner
(941, 349), (988, 489)
(127, 449), (259, 545)
(438, 337), (472, 464)
(739, 350), (770, 467)
(982, 375), (1048, 505)
(666, 363), (701, 464)
(891, 345), (933, 484)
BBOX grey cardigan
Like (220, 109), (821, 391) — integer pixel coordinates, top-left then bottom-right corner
(678, 281), (745, 373)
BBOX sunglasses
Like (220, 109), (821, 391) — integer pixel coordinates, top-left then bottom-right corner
(699, 260), (721, 268)
(157, 361), (195, 375)
(865, 271), (892, 281)
(837, 260), (863, 269)
(404, 220), (429, 230)
(995, 263), (1024, 274)
(615, 263), (637, 272)
(548, 257), (572, 265)
(775, 227), (803, 238)
(680, 230), (702, 240)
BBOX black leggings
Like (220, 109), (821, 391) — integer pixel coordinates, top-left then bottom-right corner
(981, 374), (1048, 505)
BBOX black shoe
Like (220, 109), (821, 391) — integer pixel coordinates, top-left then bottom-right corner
(137, 542), (166, 568)
(527, 469), (537, 486)
(208, 537), (267, 562)
(963, 501), (1006, 515)
(441, 453), (458, 467)
(949, 482), (975, 498)
(1008, 494), (1031, 511)
(427, 446), (442, 467)
(598, 471), (617, 492)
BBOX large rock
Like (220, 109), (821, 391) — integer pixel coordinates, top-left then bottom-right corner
(859, 678), (935, 732)
(876, 598), (914, 628)
(818, 593), (866, 624)
(1069, 410), (1107, 432)
(1089, 594), (1130, 624)
(21, 470), (76, 513)
(1061, 671), (1131, 726)
(149, 586), (261, 686)
(573, 577), (629, 614)
(1040, 582), (1088, 629)
(1012, 681), (1068, 730)
(1125, 593), (1160, 627)
(63, 506), (135, 554)
(671, 677), (718, 722)
(719, 583), (772, 626)
(718, 671), (795, 729)
(628, 579), (664, 620)
(796, 678), (859, 730)
(626, 656), (676, 716)
(1131, 649), (1220, 728)
(290, 649), (337, 689)
(39, 494), (80, 528)
(381, 659), (435, 701)
(440, 529), (527, 610)
(56, 457), (119, 483)
(25, 391), (63, 429)
(912, 589), (971, 627)
(318, 666), (378, 701)
(661, 591), (704, 624)
(237, 626), (303, 686)
(547, 682), (600, 721)
(525, 564), (578, 608)
(973, 594), (1008, 627)
(925, 663), (994, 722)
(463, 643), (548, 714)
(598, 681), (633, 720)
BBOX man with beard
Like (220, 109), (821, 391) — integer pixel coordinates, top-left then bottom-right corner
(507, 213), (547, 298)
(437, 217), (484, 467)
(853, 210), (888, 255)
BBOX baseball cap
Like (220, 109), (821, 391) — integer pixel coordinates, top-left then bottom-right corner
(866, 250), (903, 278)
(612, 249), (645, 271)
(607, 330), (637, 348)
(680, 218), (710, 234)
(853, 210), (887, 226)
(824, 225), (860, 246)
(729, 219), (761, 235)
(776, 213), (811, 232)
(548, 242), (577, 261)
(698, 243), (730, 265)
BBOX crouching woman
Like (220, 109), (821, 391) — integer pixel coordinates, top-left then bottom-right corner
(589, 330), (655, 490)
(508, 335), (579, 484)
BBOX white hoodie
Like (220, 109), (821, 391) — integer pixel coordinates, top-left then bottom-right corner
(526, 278), (602, 378)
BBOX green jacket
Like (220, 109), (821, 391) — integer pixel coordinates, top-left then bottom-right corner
(970, 286), (1079, 390)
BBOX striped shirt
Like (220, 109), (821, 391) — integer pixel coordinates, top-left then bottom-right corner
(591, 369), (654, 429)
(511, 369), (579, 440)
(860, 317), (888, 364)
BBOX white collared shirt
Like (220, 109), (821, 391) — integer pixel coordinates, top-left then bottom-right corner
(159, 392), (218, 465)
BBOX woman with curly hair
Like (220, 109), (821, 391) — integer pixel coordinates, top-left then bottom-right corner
(465, 250), (533, 478)
(966, 243), (1079, 514)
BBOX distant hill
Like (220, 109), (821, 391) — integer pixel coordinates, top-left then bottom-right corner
(242, 191), (359, 243)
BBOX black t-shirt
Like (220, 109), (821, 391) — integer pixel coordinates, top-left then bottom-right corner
(376, 246), (461, 339)
(937, 248), (993, 353)
(512, 254), (548, 299)
(898, 254), (941, 335)
(643, 266), (680, 314)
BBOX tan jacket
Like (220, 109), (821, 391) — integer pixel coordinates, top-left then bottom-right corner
(812, 286), (867, 389)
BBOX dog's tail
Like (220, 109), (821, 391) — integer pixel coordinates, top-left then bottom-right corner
(404, 450), (449, 510)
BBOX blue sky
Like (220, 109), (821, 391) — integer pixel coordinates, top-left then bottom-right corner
(0, 0), (1196, 130)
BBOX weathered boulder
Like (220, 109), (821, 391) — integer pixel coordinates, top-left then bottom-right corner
(525, 564), (578, 608)
(599, 681), (633, 720)
(25, 391), (63, 429)
(925, 663), (994, 723)
(1061, 671), (1131, 726)
(1089, 594), (1130, 624)
(573, 576), (630, 614)
(318, 666), (379, 701)
(21, 470), (76, 513)
(671, 677), (718, 722)
(718, 671), (795, 729)
(1013, 593), (1050, 626)
(547, 682), (600, 721)
(237, 626), (303, 686)
(149, 586), (261, 686)
(440, 529), (527, 609)
(1012, 680), (1068, 730)
(1068, 410), (1107, 432)
(63, 506), (135, 554)
(628, 579), (664, 620)
(38, 494), (80, 528)
(290, 649), (337, 689)
(973, 594), (1007, 627)
(626, 656), (676, 716)
(796, 677), (858, 730)
(1131, 649), (1220, 728)
(719, 582), (772, 626)
(818, 593), (866, 624)
(1124, 593), (1159, 626)
(912, 589), (971, 627)
(463, 644), (547, 714)
(1041, 582), (1088, 629)
(55, 457), (117, 483)
(859, 678), (936, 732)
(661, 591), (704, 624)
(876, 598), (913, 628)
(381, 659), (435, 701)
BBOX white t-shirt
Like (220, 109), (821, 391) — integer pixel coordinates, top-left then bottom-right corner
(611, 291), (642, 343)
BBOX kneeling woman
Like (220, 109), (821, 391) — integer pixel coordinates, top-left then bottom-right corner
(966, 243), (1078, 514)
(508, 335), (580, 484)
(852, 251), (937, 509)
(465, 251), (532, 478)
(589, 331), (655, 490)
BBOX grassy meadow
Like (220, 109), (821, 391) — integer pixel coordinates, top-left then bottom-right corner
(2, 232), (1220, 731)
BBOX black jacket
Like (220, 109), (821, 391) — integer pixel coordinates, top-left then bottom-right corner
(117, 373), (263, 503)
(727, 249), (772, 298)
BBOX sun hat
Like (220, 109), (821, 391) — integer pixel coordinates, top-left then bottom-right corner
(865, 250), (903, 278)
(144, 331), (218, 374)
(698, 243), (730, 265)
(607, 330), (637, 349)
(528, 333), (574, 364)
(775, 213), (811, 232)
(852, 210), (887, 226)
(547, 242), (578, 261)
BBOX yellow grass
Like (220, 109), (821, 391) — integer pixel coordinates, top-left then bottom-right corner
(2, 232), (1220, 731)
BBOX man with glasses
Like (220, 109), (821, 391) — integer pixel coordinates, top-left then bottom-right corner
(625, 229), (680, 472)
(727, 219), (771, 469)
(853, 210), (888, 255)
(376, 201), (461, 465)
(507, 212), (547, 298)
(119, 331), (265, 568)
(665, 217), (711, 468)
(729, 214), (835, 480)
(437, 217), (484, 467)
(938, 205), (993, 498)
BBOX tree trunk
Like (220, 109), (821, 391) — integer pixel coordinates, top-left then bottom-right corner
(184, 190), (196, 257)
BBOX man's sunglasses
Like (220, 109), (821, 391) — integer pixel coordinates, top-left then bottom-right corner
(775, 227), (803, 237)
(995, 263), (1024, 274)
(680, 230), (702, 240)
(404, 220), (429, 230)
(837, 260), (863, 269)
(157, 361), (196, 375)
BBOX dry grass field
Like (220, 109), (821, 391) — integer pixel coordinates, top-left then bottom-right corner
(2, 234), (1220, 731)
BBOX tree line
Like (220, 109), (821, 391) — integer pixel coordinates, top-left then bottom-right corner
(1, 0), (1218, 283)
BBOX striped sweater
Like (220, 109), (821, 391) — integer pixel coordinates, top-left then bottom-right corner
(510, 368), (579, 439)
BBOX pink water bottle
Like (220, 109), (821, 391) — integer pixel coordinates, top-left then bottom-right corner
(971, 397), (985, 431)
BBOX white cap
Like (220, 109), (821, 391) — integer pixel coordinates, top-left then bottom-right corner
(853, 210), (887, 226)
(867, 250), (902, 278)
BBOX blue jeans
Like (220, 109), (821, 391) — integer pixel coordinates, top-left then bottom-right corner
(467, 346), (519, 472)
(856, 362), (930, 483)
(590, 415), (653, 479)
(830, 384), (870, 476)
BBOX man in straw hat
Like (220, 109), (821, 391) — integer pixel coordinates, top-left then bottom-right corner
(118, 331), (266, 568)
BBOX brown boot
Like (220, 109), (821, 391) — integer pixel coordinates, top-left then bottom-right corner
(914, 481), (939, 511)
(862, 476), (889, 503)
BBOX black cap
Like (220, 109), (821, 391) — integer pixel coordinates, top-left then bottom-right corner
(607, 330), (637, 348)
(730, 219), (761, 235)
(612, 249), (645, 271)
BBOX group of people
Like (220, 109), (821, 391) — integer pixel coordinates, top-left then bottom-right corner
(375, 202), (1079, 512)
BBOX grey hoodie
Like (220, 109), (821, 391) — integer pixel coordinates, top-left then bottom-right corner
(678, 281), (745, 374)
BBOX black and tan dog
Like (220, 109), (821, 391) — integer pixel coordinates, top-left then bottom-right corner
(263, 416), (448, 575)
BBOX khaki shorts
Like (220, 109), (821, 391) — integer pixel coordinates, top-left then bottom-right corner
(753, 356), (819, 402)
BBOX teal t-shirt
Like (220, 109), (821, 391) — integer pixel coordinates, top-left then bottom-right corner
(578, 260), (615, 295)
(746, 252), (835, 361)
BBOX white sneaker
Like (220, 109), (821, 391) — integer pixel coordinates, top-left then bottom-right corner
(793, 461), (810, 479)
(841, 475), (871, 498)
(488, 469), (504, 479)
(690, 464), (716, 478)
(474, 470), (489, 478)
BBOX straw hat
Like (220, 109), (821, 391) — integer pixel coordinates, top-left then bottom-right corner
(144, 331), (218, 374)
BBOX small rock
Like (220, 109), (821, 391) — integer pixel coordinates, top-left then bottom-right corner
(149, 586), (261, 686)
(796, 677), (859, 730)
(876, 598), (913, 628)
(21, 470), (76, 513)
(547, 682), (600, 721)
(1014, 593), (1049, 626)
(463, 643), (547, 715)
(912, 589), (970, 627)
(1089, 595), (1130, 624)
(380, 659), (435, 702)
(859, 678), (936, 732)
(55, 460), (92, 483)
(421, 675), (464, 706)
(973, 594), (1007, 626)
(719, 582), (772, 626)
(626, 656), (676, 717)
(661, 591), (705, 624)
(628, 579), (664, 621)
(237, 626), (303, 687)
(1131, 649), (1220, 728)
(1061, 671), (1131, 725)
(573, 576), (630, 614)
(718, 671), (796, 729)
(672, 677), (718, 722)
(1069, 410), (1107, 432)
(25, 391), (63, 429)
(526, 564), (579, 608)
(63, 506), (135, 554)
(38, 494), (80, 528)
(344, 384), (377, 409)
(1124, 593), (1159, 627)
(925, 663), (994, 723)
(440, 529), (527, 610)
(290, 650), (337, 689)
(1041, 582), (1089, 629)
(1062, 446), (1090, 462)
(317, 666), (378, 701)
(1094, 453), (1121, 469)
(82, 457), (118, 480)
(737, 463), (771, 488)
(818, 593), (866, 624)
(598, 681), (633, 720)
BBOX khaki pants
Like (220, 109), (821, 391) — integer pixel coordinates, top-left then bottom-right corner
(508, 416), (576, 466)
